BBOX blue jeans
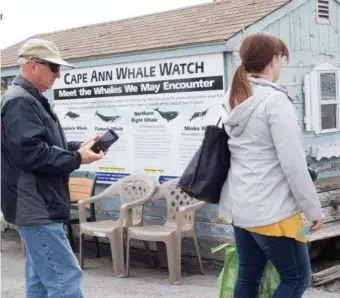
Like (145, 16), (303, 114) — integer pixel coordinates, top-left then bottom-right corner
(234, 226), (311, 298)
(17, 223), (83, 298)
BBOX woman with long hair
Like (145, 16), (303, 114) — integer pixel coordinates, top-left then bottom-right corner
(219, 32), (325, 297)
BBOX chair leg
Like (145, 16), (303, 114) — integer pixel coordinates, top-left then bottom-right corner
(165, 238), (181, 285)
(193, 233), (205, 274)
(125, 236), (131, 276)
(1, 223), (5, 252)
(67, 224), (74, 251)
(143, 241), (154, 268)
(108, 231), (125, 278)
(94, 236), (100, 258)
(79, 233), (84, 269)
(20, 238), (26, 257)
(122, 229), (127, 261)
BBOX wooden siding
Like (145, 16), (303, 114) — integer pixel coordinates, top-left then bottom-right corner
(264, 0), (340, 52)
(263, 0), (340, 177)
(228, 0), (340, 178)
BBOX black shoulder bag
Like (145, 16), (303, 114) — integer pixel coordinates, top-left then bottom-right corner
(177, 118), (231, 204)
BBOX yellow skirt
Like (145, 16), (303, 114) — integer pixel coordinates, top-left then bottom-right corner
(218, 212), (307, 243)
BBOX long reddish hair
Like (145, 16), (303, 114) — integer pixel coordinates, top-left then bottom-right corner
(229, 32), (289, 110)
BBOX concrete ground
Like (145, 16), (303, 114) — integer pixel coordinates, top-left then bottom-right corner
(1, 231), (338, 298)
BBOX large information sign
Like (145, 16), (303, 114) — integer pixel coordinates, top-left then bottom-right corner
(52, 53), (226, 183)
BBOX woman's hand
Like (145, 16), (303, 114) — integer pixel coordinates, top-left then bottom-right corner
(311, 214), (325, 232)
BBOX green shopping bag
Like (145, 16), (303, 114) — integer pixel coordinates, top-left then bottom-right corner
(212, 243), (280, 298)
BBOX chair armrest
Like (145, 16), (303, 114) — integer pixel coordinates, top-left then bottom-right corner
(178, 201), (205, 213)
(78, 194), (106, 223)
(71, 198), (93, 204)
(120, 190), (156, 227)
(149, 186), (166, 202)
(175, 201), (205, 235)
(121, 182), (158, 212)
(120, 199), (147, 211)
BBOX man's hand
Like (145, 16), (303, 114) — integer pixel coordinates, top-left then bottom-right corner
(78, 140), (104, 164)
(80, 136), (100, 148)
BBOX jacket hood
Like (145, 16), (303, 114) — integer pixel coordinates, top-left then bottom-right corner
(223, 77), (287, 136)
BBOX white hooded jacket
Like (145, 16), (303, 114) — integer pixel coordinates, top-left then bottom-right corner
(219, 77), (323, 228)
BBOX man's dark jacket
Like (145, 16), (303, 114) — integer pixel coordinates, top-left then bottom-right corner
(1, 75), (82, 226)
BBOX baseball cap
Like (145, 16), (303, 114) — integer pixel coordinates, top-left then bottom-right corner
(18, 38), (75, 68)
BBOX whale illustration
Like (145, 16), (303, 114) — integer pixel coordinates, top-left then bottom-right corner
(189, 108), (210, 121)
(154, 108), (179, 122)
(64, 111), (80, 119)
(95, 111), (121, 122)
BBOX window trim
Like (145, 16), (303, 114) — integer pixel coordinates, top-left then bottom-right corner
(304, 62), (340, 135)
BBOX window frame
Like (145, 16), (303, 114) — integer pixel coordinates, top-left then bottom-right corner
(318, 70), (339, 133)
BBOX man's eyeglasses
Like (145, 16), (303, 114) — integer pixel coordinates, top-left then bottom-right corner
(33, 59), (61, 73)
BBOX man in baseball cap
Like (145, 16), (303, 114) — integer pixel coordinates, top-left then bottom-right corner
(18, 38), (75, 68)
(16, 38), (75, 92)
(1, 38), (104, 297)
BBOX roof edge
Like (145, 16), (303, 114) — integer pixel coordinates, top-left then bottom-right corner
(1, 40), (228, 72)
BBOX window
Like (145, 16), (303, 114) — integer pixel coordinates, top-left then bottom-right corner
(320, 73), (337, 130)
(304, 62), (340, 134)
(316, 0), (330, 24)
